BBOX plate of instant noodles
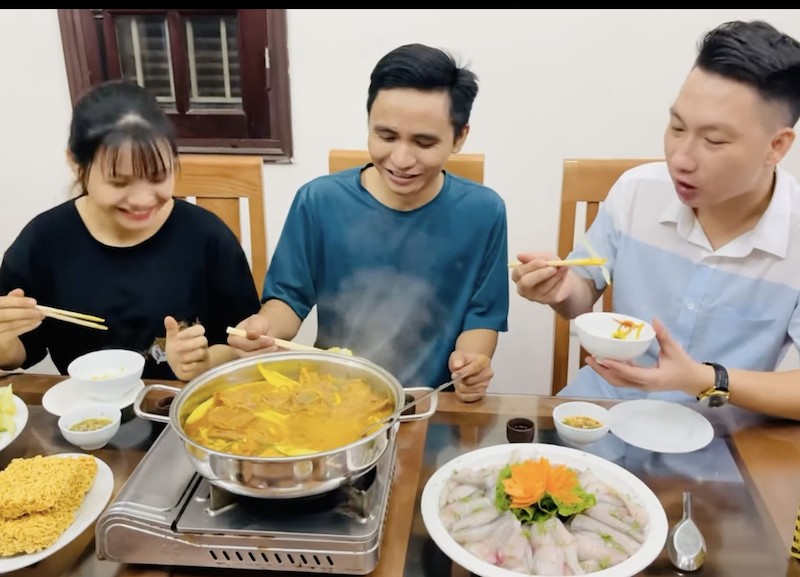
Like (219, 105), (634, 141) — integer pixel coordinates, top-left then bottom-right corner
(0, 453), (113, 573)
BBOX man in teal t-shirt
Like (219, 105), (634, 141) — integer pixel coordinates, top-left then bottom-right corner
(228, 43), (509, 402)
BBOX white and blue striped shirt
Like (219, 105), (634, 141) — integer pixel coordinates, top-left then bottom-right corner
(560, 161), (800, 401)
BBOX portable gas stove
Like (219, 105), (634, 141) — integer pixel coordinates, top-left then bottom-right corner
(95, 425), (397, 574)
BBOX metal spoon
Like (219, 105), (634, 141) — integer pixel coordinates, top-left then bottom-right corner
(667, 491), (707, 572)
(360, 378), (454, 437)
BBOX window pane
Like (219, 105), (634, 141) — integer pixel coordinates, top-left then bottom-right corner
(185, 15), (242, 110)
(115, 15), (176, 104)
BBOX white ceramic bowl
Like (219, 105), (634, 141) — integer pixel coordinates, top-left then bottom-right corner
(553, 400), (611, 445)
(68, 349), (145, 401)
(58, 404), (121, 450)
(421, 443), (668, 577)
(574, 312), (655, 362)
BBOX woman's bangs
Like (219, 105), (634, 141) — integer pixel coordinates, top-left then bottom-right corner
(101, 130), (175, 182)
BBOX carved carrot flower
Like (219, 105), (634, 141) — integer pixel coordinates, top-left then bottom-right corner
(495, 456), (597, 522)
(502, 458), (550, 508)
(545, 463), (582, 505)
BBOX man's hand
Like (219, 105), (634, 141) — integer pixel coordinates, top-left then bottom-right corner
(511, 252), (572, 305)
(448, 351), (493, 403)
(586, 318), (712, 397)
(226, 314), (279, 357)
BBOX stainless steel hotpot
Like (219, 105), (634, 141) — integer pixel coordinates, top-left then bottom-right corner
(133, 351), (436, 499)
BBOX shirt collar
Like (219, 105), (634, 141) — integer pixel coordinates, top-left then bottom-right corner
(658, 195), (694, 237)
(748, 168), (791, 258)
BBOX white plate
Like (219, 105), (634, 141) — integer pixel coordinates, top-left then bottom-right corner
(42, 378), (144, 417)
(0, 395), (28, 452)
(0, 453), (114, 573)
(609, 399), (714, 454)
(421, 443), (668, 577)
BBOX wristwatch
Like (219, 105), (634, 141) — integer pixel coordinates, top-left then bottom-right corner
(697, 362), (730, 407)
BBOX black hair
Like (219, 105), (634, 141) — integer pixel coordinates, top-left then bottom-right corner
(367, 43), (479, 139)
(68, 79), (178, 195)
(695, 20), (800, 126)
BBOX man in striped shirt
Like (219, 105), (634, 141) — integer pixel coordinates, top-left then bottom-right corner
(513, 20), (800, 420)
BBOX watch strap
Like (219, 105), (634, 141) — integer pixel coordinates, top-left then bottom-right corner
(702, 361), (729, 394)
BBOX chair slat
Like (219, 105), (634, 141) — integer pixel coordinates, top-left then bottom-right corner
(174, 154), (267, 292)
(552, 158), (660, 394)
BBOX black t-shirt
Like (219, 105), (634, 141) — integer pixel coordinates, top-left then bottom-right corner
(0, 198), (261, 380)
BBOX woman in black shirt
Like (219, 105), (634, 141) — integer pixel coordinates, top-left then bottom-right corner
(0, 80), (261, 381)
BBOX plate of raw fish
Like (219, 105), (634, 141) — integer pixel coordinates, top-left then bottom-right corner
(421, 443), (668, 576)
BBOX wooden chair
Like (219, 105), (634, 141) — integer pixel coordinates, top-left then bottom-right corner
(551, 158), (660, 395)
(328, 149), (485, 184)
(173, 154), (267, 292)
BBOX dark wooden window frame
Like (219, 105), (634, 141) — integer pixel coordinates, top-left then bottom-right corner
(58, 8), (293, 161)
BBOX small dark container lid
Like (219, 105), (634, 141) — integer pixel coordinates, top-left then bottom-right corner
(506, 417), (535, 443)
(153, 395), (174, 417)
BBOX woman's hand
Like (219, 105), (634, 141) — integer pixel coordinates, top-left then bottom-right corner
(164, 316), (210, 381)
(0, 288), (43, 342)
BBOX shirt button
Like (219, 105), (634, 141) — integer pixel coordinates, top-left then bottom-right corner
(687, 302), (695, 310)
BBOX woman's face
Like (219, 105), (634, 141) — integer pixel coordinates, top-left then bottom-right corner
(83, 141), (176, 233)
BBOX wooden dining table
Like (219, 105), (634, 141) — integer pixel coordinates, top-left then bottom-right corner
(3, 372), (800, 577)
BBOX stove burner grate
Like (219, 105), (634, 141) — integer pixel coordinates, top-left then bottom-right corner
(205, 465), (379, 523)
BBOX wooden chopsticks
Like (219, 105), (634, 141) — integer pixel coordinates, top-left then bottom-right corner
(225, 326), (320, 352)
(508, 257), (608, 269)
(546, 258), (608, 267)
(37, 305), (108, 331)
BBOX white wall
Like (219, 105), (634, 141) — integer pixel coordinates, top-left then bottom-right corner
(1, 9), (798, 391)
(0, 10), (73, 252)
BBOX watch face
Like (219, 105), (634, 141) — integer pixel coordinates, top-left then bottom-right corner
(708, 392), (728, 408)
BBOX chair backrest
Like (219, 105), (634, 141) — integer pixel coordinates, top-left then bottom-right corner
(173, 154), (267, 292)
(328, 149), (485, 184)
(552, 158), (661, 395)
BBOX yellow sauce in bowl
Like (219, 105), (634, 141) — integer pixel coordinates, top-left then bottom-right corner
(69, 417), (113, 432)
(562, 415), (603, 430)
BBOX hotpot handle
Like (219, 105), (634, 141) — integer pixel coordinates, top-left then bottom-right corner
(399, 386), (439, 422)
(133, 383), (182, 423)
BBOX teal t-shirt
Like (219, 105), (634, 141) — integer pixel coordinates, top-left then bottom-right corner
(263, 166), (509, 388)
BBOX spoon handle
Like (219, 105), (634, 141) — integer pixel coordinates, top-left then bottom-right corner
(682, 491), (693, 519)
(361, 378), (454, 437)
(394, 378), (454, 418)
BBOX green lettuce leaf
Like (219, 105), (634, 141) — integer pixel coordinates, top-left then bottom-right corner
(494, 462), (596, 524)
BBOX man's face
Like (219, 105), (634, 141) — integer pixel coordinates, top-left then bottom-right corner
(664, 67), (786, 209)
(367, 88), (467, 206)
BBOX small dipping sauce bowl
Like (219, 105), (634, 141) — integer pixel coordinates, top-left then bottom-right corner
(506, 418), (535, 443)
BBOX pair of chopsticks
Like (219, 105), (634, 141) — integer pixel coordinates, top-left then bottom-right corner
(507, 257), (608, 269)
(225, 326), (320, 352)
(37, 305), (108, 331)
